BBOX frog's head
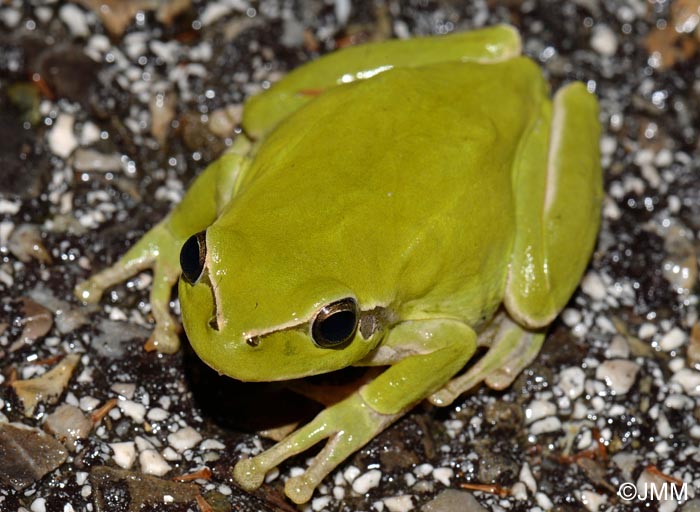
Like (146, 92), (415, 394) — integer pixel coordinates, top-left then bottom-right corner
(177, 226), (392, 381)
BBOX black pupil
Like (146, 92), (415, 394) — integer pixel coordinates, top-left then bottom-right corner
(319, 310), (356, 345)
(180, 232), (205, 284)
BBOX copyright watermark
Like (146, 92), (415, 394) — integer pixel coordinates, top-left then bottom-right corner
(617, 482), (688, 501)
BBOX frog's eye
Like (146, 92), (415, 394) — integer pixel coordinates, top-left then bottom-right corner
(311, 298), (358, 349)
(180, 231), (207, 284)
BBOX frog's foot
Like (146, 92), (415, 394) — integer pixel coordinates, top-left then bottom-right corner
(233, 393), (399, 504)
(75, 221), (183, 354)
(429, 315), (545, 406)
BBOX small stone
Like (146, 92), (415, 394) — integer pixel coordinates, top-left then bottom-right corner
(352, 469), (382, 494)
(579, 490), (608, 511)
(343, 465), (361, 483)
(596, 360), (640, 395)
(638, 323), (657, 339)
(139, 449), (171, 476)
(671, 368), (700, 396)
(581, 272), (606, 300)
(431, 467), (453, 486)
(590, 24), (618, 56)
(423, 489), (487, 511)
(167, 427), (202, 452)
(146, 407), (169, 422)
(118, 400), (146, 423)
(109, 442), (136, 469)
(519, 463), (537, 494)
(530, 416), (562, 435)
(660, 327), (687, 351)
(606, 335), (630, 359)
(558, 367), (586, 400)
(524, 400), (556, 424)
(48, 113), (78, 159)
(383, 495), (414, 512)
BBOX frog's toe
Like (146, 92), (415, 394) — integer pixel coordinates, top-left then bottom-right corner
(233, 458), (266, 492)
(74, 279), (104, 304)
(144, 323), (180, 354)
(285, 474), (315, 504)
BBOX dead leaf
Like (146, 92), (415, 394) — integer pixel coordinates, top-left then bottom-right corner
(0, 422), (68, 490)
(11, 353), (81, 417)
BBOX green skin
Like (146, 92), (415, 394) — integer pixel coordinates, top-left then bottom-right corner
(76, 25), (602, 504)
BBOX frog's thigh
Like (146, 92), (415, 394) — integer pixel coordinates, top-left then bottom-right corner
(234, 320), (477, 503)
(75, 152), (248, 353)
(429, 312), (545, 406)
(243, 25), (521, 138)
(505, 82), (602, 328)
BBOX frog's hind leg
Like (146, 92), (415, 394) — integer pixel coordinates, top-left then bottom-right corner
(429, 313), (544, 406)
(243, 25), (522, 139)
(505, 82), (602, 329)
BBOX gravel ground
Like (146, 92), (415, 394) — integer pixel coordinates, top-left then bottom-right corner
(1, 1), (700, 511)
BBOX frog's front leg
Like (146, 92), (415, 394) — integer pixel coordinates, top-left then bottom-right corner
(75, 152), (248, 353)
(233, 319), (477, 504)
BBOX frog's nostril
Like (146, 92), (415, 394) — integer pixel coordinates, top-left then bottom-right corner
(209, 316), (220, 331)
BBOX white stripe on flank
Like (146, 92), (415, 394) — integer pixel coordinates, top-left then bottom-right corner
(544, 93), (565, 214)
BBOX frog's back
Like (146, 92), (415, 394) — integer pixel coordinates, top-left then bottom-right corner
(223, 58), (549, 324)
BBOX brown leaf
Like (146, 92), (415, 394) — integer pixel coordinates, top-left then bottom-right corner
(11, 353), (81, 417)
(0, 422), (68, 490)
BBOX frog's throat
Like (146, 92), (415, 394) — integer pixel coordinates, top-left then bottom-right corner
(243, 305), (395, 348)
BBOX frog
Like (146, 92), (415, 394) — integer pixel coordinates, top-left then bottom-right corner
(75, 25), (602, 504)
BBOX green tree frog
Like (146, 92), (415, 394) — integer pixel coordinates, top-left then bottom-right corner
(76, 25), (601, 503)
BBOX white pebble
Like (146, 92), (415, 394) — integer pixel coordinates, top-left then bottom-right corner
(48, 113), (78, 158)
(162, 447), (180, 461)
(524, 400), (556, 424)
(146, 407), (169, 422)
(605, 335), (630, 359)
(59, 4), (90, 37)
(520, 463), (537, 493)
(536, 492), (554, 510)
(579, 490), (608, 511)
(344, 465), (361, 483)
(431, 467), (453, 486)
(511, 482), (528, 500)
(383, 495), (414, 512)
(110, 442), (136, 469)
(596, 360), (640, 395)
(638, 323), (657, 339)
(31, 498), (47, 512)
(79, 396), (100, 412)
(139, 449), (172, 476)
(530, 416), (562, 435)
(168, 426), (202, 452)
(312, 496), (332, 511)
(581, 272), (606, 300)
(200, 438), (226, 450)
(562, 309), (581, 328)
(414, 463), (433, 477)
(659, 327), (687, 351)
(655, 149), (673, 167)
(352, 469), (382, 494)
(590, 24), (618, 56)
(558, 367), (586, 400)
(671, 368), (700, 396)
(118, 399), (146, 423)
